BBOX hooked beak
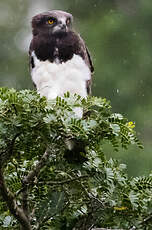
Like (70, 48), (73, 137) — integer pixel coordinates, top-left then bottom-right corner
(52, 21), (68, 34)
(59, 23), (67, 32)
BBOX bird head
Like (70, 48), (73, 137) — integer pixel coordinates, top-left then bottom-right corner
(31, 10), (73, 36)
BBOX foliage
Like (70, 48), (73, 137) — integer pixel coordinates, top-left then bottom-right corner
(0, 88), (151, 230)
(1, 0), (152, 176)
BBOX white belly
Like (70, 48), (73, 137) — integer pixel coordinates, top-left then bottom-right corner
(31, 52), (91, 100)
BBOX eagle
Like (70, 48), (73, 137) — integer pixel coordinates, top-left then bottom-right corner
(29, 10), (94, 109)
(29, 10), (94, 160)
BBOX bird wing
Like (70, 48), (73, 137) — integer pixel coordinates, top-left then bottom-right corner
(85, 45), (94, 74)
(77, 34), (94, 73)
(77, 34), (94, 95)
(29, 40), (37, 88)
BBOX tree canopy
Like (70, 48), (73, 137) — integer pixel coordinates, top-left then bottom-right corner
(0, 0), (152, 176)
(0, 88), (152, 230)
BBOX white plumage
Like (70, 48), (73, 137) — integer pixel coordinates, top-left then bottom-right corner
(31, 52), (91, 100)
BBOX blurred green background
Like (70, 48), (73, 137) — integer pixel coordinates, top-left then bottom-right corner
(1, 0), (152, 176)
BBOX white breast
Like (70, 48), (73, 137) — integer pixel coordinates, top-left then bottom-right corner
(31, 52), (91, 100)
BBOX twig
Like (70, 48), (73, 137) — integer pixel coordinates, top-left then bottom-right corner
(80, 182), (105, 207)
(141, 213), (152, 224)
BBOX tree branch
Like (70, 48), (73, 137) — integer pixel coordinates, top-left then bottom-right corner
(20, 149), (51, 227)
(23, 150), (50, 185)
(141, 213), (152, 225)
(0, 168), (31, 230)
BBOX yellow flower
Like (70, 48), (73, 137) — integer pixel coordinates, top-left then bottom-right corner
(114, 206), (128, 211)
(127, 121), (135, 129)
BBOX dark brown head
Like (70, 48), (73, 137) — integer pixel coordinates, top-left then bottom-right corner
(31, 10), (73, 36)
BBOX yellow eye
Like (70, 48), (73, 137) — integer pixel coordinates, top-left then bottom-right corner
(48, 19), (54, 25)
